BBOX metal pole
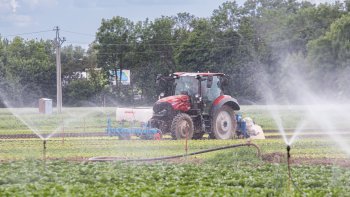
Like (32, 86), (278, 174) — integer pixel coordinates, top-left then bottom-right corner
(54, 26), (65, 113)
(56, 41), (61, 113)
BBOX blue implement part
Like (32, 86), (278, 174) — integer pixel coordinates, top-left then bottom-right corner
(236, 114), (249, 138)
(106, 118), (161, 139)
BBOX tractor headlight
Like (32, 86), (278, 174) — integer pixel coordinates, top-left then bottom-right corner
(158, 92), (165, 99)
(157, 109), (167, 116)
(195, 94), (202, 102)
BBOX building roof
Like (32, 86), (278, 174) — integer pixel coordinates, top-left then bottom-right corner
(173, 72), (225, 77)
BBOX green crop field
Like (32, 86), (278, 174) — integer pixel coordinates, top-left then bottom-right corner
(1, 106), (350, 196)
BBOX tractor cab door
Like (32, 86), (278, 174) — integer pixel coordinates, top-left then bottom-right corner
(201, 76), (222, 114)
(174, 76), (198, 97)
(156, 75), (175, 98)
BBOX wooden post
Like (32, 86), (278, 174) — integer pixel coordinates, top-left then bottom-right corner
(185, 125), (188, 156)
(61, 119), (65, 144)
(84, 118), (86, 133)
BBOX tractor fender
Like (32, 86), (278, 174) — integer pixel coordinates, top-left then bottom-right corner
(210, 95), (240, 116)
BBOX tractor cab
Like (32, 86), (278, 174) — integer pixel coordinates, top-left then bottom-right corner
(157, 73), (227, 109)
(152, 72), (240, 140)
(173, 75), (198, 97)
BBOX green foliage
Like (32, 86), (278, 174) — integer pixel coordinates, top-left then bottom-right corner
(307, 14), (350, 97)
(64, 70), (108, 106)
(0, 37), (55, 106)
(1, 159), (350, 196)
(1, 1), (350, 105)
(308, 14), (350, 68)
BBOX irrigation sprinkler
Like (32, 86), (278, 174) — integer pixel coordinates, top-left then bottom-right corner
(286, 145), (291, 159)
(43, 139), (47, 162)
(185, 125), (189, 157)
(286, 145), (303, 194)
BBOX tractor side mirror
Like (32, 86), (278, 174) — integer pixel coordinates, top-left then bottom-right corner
(207, 76), (213, 88)
(156, 74), (162, 85)
(220, 76), (229, 87)
(158, 92), (165, 99)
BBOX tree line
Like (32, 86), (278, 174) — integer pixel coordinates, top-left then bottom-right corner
(1, 0), (350, 107)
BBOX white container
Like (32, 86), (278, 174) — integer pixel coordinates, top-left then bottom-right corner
(39, 98), (53, 114)
(116, 107), (153, 123)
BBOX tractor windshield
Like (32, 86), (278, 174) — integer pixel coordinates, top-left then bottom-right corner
(174, 76), (198, 96)
(201, 76), (222, 101)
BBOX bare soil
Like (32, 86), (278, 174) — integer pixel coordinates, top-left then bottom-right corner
(262, 152), (350, 167)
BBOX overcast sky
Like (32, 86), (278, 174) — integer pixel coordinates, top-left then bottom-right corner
(0, 0), (340, 49)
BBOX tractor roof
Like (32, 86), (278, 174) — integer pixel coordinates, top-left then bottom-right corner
(173, 72), (225, 77)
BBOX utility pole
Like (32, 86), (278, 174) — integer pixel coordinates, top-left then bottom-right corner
(53, 26), (65, 113)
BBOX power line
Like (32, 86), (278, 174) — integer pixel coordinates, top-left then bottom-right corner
(61, 30), (95, 37)
(96, 45), (239, 55)
(2, 30), (53, 38)
(94, 38), (241, 46)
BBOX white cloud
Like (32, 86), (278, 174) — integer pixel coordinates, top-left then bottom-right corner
(0, 0), (57, 28)
(0, 0), (17, 13)
(10, 0), (19, 13)
(0, 14), (33, 27)
(22, 0), (58, 9)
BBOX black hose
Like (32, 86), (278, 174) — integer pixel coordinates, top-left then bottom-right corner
(287, 145), (303, 194)
(88, 143), (261, 162)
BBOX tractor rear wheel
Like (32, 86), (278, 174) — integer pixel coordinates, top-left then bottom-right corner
(171, 113), (194, 140)
(212, 105), (237, 139)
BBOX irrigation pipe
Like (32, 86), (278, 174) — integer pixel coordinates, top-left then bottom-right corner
(88, 143), (261, 162)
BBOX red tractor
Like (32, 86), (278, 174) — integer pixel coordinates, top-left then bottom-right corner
(149, 72), (240, 140)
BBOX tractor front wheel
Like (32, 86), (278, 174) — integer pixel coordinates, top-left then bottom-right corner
(171, 113), (194, 140)
(212, 105), (237, 139)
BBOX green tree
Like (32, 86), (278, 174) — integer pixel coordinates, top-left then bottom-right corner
(176, 18), (215, 72)
(61, 45), (86, 83)
(95, 16), (134, 80)
(132, 16), (180, 102)
(307, 14), (350, 98)
(308, 14), (350, 69)
(0, 37), (55, 106)
(64, 68), (108, 106)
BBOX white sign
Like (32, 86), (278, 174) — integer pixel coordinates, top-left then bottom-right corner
(110, 69), (131, 85)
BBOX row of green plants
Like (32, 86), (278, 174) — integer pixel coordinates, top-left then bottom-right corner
(1, 150), (350, 196)
(0, 137), (347, 160)
(0, 106), (310, 135)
